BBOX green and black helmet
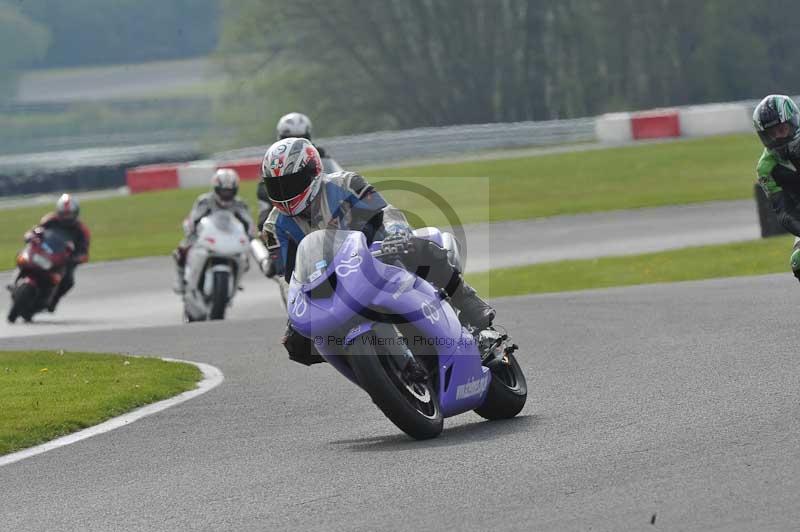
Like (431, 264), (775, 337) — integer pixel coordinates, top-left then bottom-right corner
(754, 94), (800, 159)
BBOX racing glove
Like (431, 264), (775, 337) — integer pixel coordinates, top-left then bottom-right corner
(24, 227), (44, 242)
(379, 227), (415, 263)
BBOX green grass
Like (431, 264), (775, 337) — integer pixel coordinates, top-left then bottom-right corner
(466, 236), (794, 298)
(371, 134), (762, 223)
(0, 351), (201, 456)
(0, 134), (763, 268)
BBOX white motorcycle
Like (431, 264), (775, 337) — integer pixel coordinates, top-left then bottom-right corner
(183, 210), (251, 322)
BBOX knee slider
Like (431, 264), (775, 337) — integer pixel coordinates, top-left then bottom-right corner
(283, 329), (325, 366)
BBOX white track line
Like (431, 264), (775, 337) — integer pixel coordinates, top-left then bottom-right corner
(0, 358), (224, 468)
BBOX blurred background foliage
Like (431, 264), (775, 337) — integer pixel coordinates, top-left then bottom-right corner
(217, 0), (800, 142)
(0, 2), (50, 98)
(1, 0), (799, 150)
(12, 0), (219, 67)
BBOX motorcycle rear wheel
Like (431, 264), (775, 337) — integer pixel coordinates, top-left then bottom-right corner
(347, 331), (443, 440)
(474, 353), (527, 420)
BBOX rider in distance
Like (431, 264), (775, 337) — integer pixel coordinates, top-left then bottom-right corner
(23, 193), (90, 312)
(754, 94), (800, 280)
(173, 168), (255, 293)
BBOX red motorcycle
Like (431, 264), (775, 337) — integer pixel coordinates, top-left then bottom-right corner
(7, 228), (74, 323)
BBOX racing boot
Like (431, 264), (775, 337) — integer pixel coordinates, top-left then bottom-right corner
(7, 269), (19, 292)
(449, 280), (495, 330)
(47, 270), (74, 312)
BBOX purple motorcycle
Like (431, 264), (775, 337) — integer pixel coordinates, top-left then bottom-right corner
(287, 228), (527, 440)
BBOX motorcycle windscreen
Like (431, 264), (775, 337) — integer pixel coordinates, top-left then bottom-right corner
(41, 229), (69, 254)
(204, 210), (237, 233)
(293, 229), (358, 284)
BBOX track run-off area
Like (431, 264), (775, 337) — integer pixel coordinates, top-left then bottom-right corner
(2, 202), (798, 530)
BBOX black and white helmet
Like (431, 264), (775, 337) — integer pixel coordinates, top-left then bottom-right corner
(211, 168), (240, 207)
(261, 137), (323, 217)
(754, 95), (800, 160)
(56, 193), (80, 221)
(276, 112), (312, 140)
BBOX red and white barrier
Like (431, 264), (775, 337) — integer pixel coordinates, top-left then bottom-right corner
(678, 103), (752, 137)
(594, 112), (632, 144)
(596, 101), (753, 144)
(631, 109), (680, 140)
(126, 164), (180, 193)
(177, 160), (217, 189)
(126, 159), (263, 194)
(221, 158), (262, 181)
(128, 100), (757, 193)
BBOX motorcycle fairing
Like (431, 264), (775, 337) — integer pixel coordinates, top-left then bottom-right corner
(288, 230), (491, 417)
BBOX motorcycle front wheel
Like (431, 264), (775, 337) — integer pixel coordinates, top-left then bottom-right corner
(347, 330), (443, 440)
(209, 270), (230, 320)
(474, 352), (527, 420)
(8, 282), (37, 323)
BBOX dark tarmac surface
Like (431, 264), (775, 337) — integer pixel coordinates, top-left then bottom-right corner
(2, 274), (799, 531)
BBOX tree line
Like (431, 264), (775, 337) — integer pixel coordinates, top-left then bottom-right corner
(218, 0), (799, 142)
(2, 0), (219, 71)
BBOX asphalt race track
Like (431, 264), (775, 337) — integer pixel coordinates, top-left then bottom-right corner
(0, 257), (286, 339)
(463, 200), (760, 271)
(2, 272), (799, 531)
(0, 199), (760, 339)
(0, 199), (785, 531)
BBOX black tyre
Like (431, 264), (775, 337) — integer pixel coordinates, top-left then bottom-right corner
(7, 302), (18, 323)
(209, 271), (229, 320)
(183, 308), (200, 323)
(474, 353), (527, 420)
(347, 330), (443, 440)
(8, 283), (37, 324)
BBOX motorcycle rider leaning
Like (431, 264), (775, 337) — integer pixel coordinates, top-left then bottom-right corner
(25, 193), (90, 312)
(754, 94), (800, 280)
(257, 112), (332, 278)
(261, 137), (495, 367)
(173, 168), (255, 294)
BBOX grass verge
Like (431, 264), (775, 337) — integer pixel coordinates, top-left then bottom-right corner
(0, 351), (201, 456)
(466, 236), (794, 298)
(0, 134), (763, 269)
(371, 133), (762, 222)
